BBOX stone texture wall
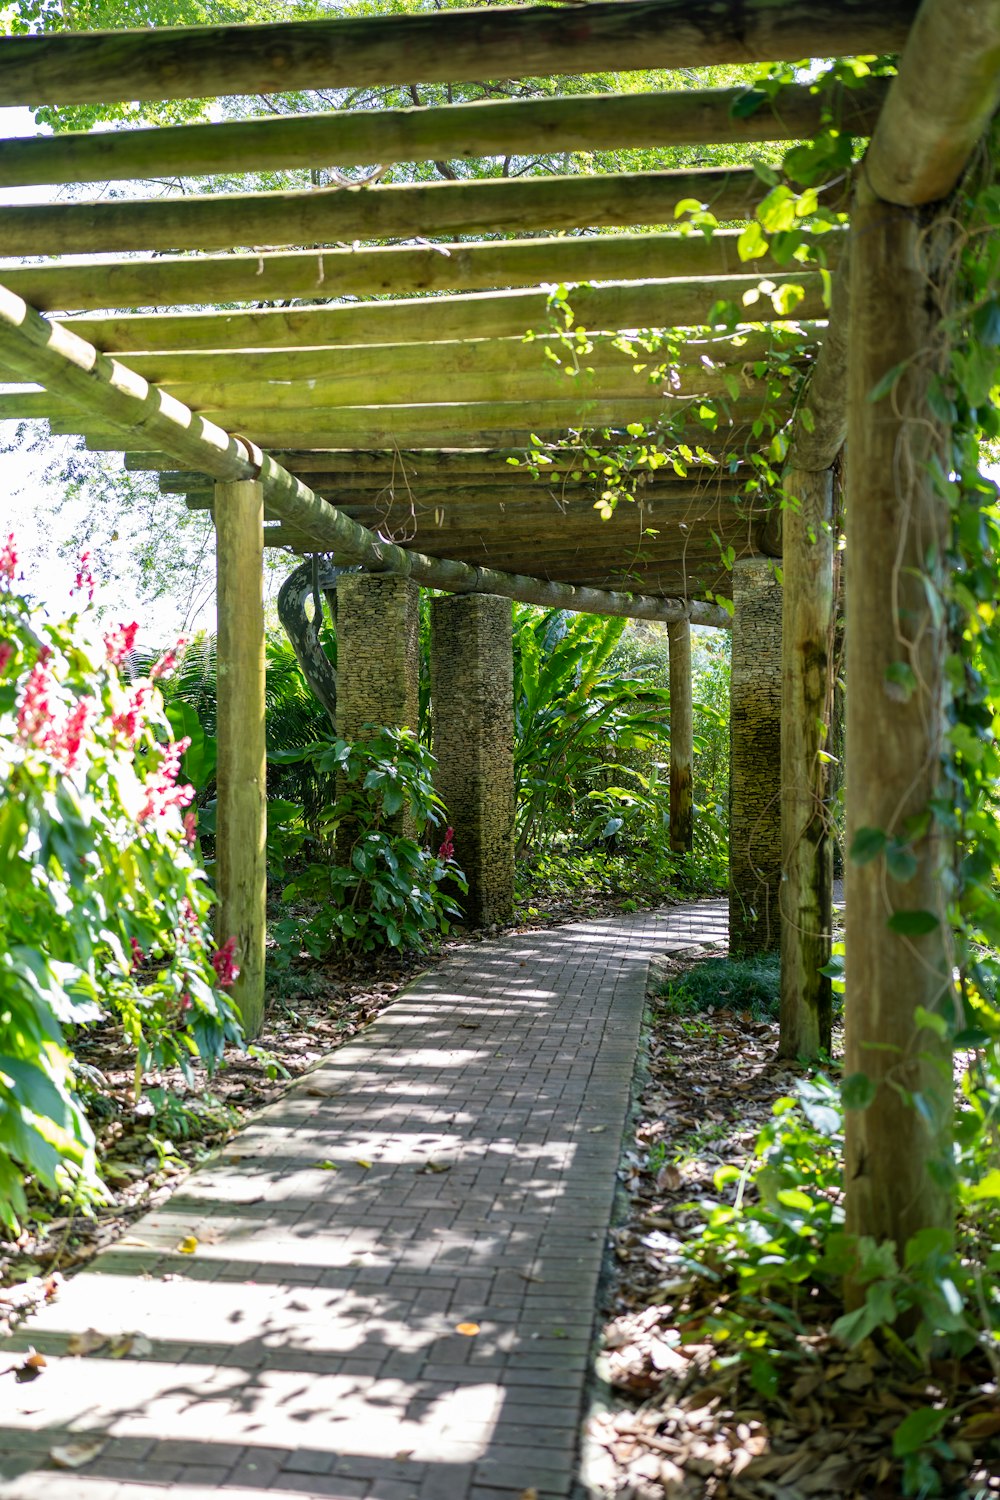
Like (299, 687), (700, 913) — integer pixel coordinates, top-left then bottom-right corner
(729, 558), (783, 955)
(334, 574), (420, 855)
(430, 594), (515, 929)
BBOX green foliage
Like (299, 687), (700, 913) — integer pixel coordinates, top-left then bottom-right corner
(658, 952), (780, 1020)
(272, 727), (466, 958)
(0, 547), (242, 1232)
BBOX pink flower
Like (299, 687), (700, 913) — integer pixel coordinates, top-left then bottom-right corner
(130, 937), (146, 968)
(438, 826), (455, 862)
(52, 696), (95, 770)
(183, 810), (197, 846)
(104, 621), (140, 666)
(151, 635), (190, 681)
(0, 534), (16, 585)
(0, 642), (13, 676)
(138, 737), (193, 821)
(72, 550), (95, 603)
(112, 681), (153, 745)
(16, 660), (56, 746)
(210, 937), (240, 989)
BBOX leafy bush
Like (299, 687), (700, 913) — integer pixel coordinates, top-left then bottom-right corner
(659, 952), (781, 1019)
(0, 539), (242, 1230)
(272, 726), (467, 957)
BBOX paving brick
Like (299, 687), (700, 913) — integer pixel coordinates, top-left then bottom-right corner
(0, 903), (723, 1500)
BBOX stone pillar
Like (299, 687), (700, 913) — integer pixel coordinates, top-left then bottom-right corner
(729, 558), (782, 956)
(334, 573), (420, 855)
(430, 594), (515, 928)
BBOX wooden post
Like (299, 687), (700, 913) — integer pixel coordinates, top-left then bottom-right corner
(843, 192), (955, 1254)
(214, 479), (267, 1039)
(779, 465), (835, 1059)
(667, 619), (693, 853)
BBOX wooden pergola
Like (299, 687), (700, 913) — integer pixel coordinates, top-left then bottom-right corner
(1, 0), (998, 1251)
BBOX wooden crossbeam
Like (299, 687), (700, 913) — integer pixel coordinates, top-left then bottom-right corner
(94, 325), (818, 387)
(158, 462), (740, 490)
(0, 357), (781, 418)
(61, 275), (826, 354)
(0, 1), (916, 108)
(0, 279), (733, 625)
(130, 447), (744, 478)
(0, 81), (888, 190)
(0, 232), (841, 315)
(0, 167), (798, 258)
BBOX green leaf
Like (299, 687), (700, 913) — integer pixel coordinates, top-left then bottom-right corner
(886, 910), (940, 937)
(841, 1073), (877, 1111)
(892, 1407), (950, 1458)
(867, 360), (908, 404)
(969, 1168), (1000, 1201)
(850, 827), (886, 864)
(737, 222), (768, 262)
(885, 844), (918, 882)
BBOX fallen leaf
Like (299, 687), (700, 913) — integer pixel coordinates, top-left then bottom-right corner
(13, 1350), (47, 1382)
(587, 1125), (608, 1134)
(958, 1410), (1000, 1443)
(67, 1329), (108, 1357)
(416, 1162), (451, 1175)
(355, 1160), (372, 1169)
(455, 1322), (480, 1336)
(109, 1333), (153, 1359)
(394, 1449), (414, 1461)
(49, 1439), (106, 1470)
(176, 1236), (198, 1254)
(521, 1490), (539, 1500)
(314, 1161), (340, 1172)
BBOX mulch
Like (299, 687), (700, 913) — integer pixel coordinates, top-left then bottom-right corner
(590, 950), (1000, 1500)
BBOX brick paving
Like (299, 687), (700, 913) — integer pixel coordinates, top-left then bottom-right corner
(0, 900), (726, 1500)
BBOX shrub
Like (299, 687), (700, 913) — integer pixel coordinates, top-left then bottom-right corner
(0, 538), (242, 1230)
(272, 726), (467, 957)
(658, 952), (781, 1019)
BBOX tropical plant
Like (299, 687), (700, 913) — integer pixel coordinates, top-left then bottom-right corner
(0, 537), (242, 1231)
(271, 726), (467, 957)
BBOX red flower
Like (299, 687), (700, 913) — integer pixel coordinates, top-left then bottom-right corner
(112, 681), (152, 745)
(0, 642), (13, 676)
(0, 534), (16, 585)
(72, 550), (95, 603)
(151, 635), (190, 681)
(183, 810), (197, 846)
(16, 660), (56, 746)
(210, 937), (240, 989)
(53, 696), (95, 770)
(438, 826), (455, 862)
(104, 621), (140, 666)
(138, 737), (193, 821)
(130, 937), (146, 968)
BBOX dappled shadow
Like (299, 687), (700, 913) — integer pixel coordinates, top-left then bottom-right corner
(0, 903), (726, 1500)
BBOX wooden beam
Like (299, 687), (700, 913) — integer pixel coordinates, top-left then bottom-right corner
(779, 465), (835, 1060)
(0, 82), (888, 191)
(864, 0), (1000, 205)
(132, 446), (748, 479)
(61, 275), (826, 354)
(0, 230), (834, 314)
(214, 477), (267, 1040)
(0, 0), (916, 108)
(667, 618), (694, 854)
(0, 168), (797, 259)
(165, 465), (742, 493)
(0, 278), (729, 627)
(99, 325), (820, 387)
(0, 361), (778, 419)
(843, 194), (954, 1254)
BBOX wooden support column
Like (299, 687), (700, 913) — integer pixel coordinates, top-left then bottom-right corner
(214, 478), (267, 1039)
(843, 192), (955, 1252)
(430, 594), (515, 928)
(729, 558), (782, 956)
(667, 619), (693, 854)
(779, 466), (836, 1059)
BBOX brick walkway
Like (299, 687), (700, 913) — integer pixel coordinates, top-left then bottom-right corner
(0, 901), (726, 1500)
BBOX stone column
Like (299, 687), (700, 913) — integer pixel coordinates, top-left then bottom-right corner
(430, 594), (515, 928)
(729, 558), (782, 956)
(334, 573), (420, 854)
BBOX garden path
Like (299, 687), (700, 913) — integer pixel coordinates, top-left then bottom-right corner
(0, 899), (726, 1500)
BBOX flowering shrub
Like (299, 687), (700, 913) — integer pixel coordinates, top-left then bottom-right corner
(0, 537), (242, 1230)
(272, 726), (467, 956)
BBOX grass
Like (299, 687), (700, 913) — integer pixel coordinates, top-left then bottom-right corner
(657, 951), (781, 1021)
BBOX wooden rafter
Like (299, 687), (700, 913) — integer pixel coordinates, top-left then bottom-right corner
(0, 0), (917, 107)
